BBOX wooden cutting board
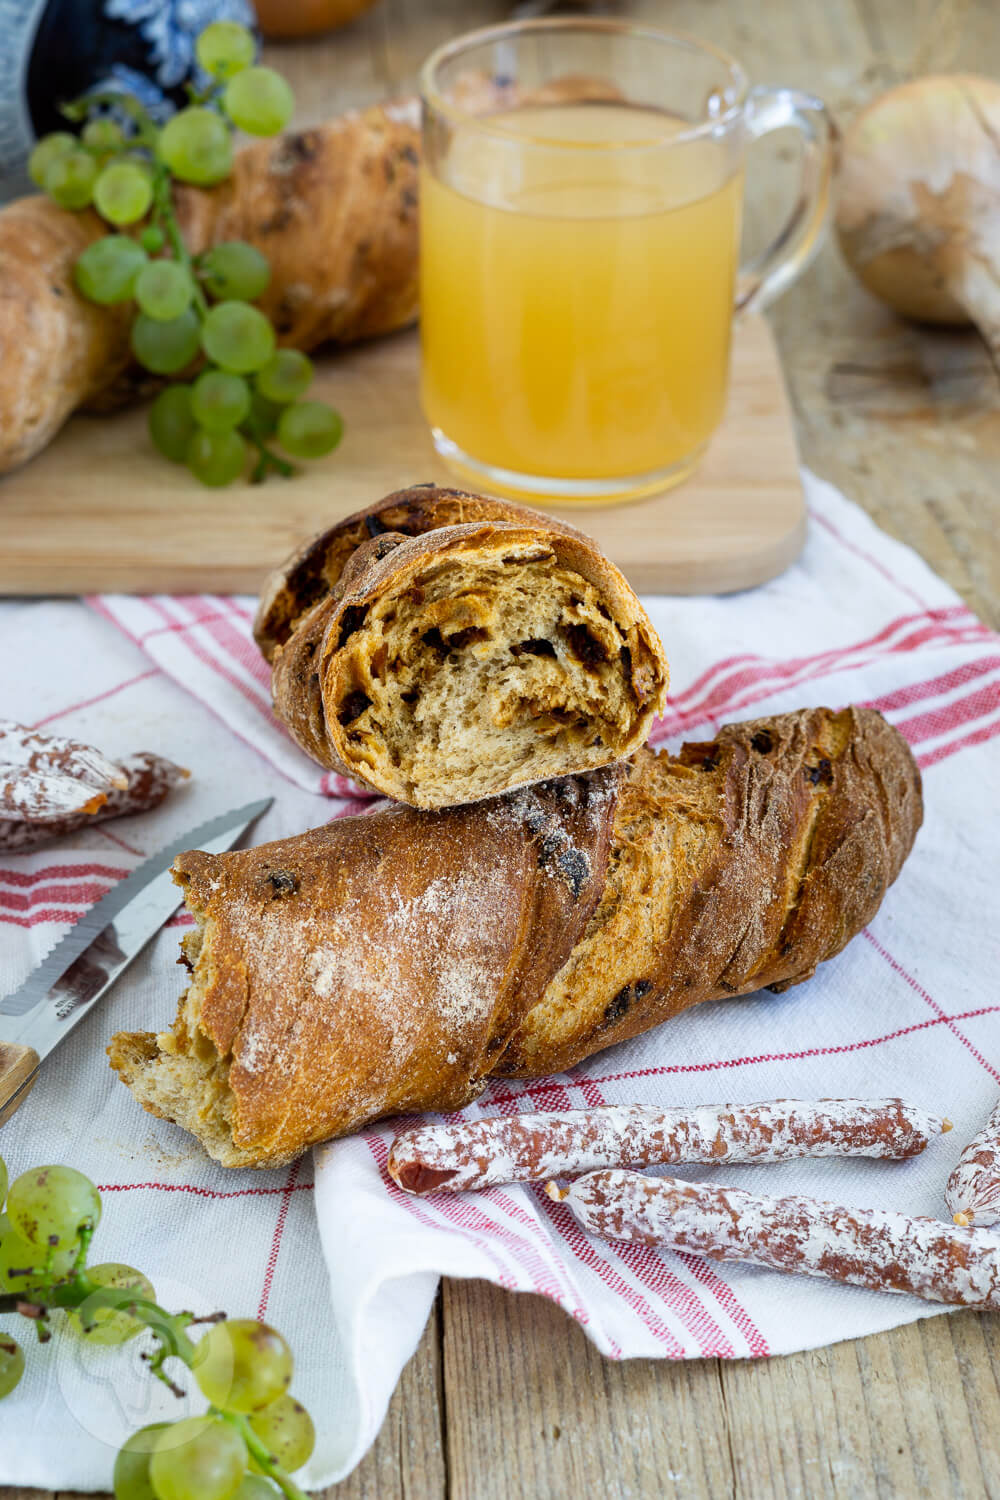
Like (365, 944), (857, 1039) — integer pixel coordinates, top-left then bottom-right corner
(0, 313), (804, 597)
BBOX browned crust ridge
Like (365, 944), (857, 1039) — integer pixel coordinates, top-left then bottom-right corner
(260, 487), (669, 807)
(108, 706), (922, 1167)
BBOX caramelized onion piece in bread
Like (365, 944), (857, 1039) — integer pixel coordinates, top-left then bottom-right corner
(266, 505), (668, 808)
(109, 708), (922, 1168)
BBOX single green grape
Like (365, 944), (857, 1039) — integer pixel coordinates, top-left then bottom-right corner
(277, 401), (343, 460)
(256, 349), (312, 405)
(199, 242), (270, 302)
(186, 428), (247, 487)
(0, 1226), (74, 1294)
(192, 1319), (293, 1413)
(200, 301), (275, 375)
(149, 385), (196, 462)
(191, 369), (250, 432)
(70, 1262), (155, 1346)
(248, 1394), (315, 1473)
(94, 162), (154, 226)
(28, 132), (77, 188)
(74, 236), (148, 304)
(246, 391), (281, 439)
(140, 225), (166, 254)
(233, 1476), (280, 1499)
(7, 1165), (101, 1248)
(196, 21), (256, 80)
(134, 260), (194, 321)
(131, 308), (201, 375)
(114, 1424), (170, 1500)
(158, 107), (233, 187)
(223, 68), (294, 137)
(82, 117), (125, 153)
(149, 1416), (247, 1500)
(0, 1154), (7, 1210)
(44, 149), (99, 209)
(0, 1336), (24, 1400)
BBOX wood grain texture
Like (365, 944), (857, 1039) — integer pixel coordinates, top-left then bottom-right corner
(2, 1), (999, 1498)
(327, 1315), (445, 1498)
(442, 1278), (735, 1498)
(0, 1042), (39, 1126)
(0, 316), (805, 598)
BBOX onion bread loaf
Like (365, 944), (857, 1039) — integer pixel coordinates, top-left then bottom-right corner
(263, 488), (669, 807)
(108, 707), (922, 1167)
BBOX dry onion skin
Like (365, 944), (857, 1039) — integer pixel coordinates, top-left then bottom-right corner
(836, 74), (1000, 357)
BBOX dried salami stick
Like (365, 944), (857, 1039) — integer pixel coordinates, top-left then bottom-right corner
(1, 767), (107, 822)
(548, 1171), (1000, 1310)
(946, 1101), (1000, 1228)
(0, 752), (190, 853)
(0, 719), (127, 792)
(388, 1099), (950, 1195)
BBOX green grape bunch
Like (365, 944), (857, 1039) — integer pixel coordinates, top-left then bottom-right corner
(27, 21), (343, 489)
(0, 1152), (316, 1499)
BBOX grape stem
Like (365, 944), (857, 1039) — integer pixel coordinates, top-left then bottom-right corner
(0, 1254), (308, 1499)
(222, 1412), (310, 1500)
(244, 427), (295, 482)
(186, 81), (225, 110)
(65, 87), (209, 317)
(63, 91), (154, 133)
(63, 77), (324, 490)
(152, 167), (209, 316)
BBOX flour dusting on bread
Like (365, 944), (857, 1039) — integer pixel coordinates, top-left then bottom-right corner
(108, 714), (921, 1169)
(109, 767), (620, 1166)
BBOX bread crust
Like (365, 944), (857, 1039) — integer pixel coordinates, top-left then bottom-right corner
(495, 706), (922, 1077)
(268, 504), (668, 807)
(109, 707), (923, 1167)
(0, 103), (420, 476)
(110, 766), (622, 1166)
(253, 484), (590, 662)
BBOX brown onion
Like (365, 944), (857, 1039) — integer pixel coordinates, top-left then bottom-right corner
(836, 74), (1000, 358)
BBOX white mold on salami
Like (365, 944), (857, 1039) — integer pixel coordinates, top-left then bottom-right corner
(388, 1098), (949, 1195)
(553, 1170), (1000, 1310)
(946, 1100), (1000, 1228)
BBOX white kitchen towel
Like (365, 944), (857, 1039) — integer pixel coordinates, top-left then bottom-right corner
(0, 469), (998, 1491)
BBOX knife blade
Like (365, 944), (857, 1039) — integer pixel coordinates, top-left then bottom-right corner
(0, 796), (271, 1124)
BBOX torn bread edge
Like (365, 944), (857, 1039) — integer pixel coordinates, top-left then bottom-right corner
(107, 892), (265, 1169)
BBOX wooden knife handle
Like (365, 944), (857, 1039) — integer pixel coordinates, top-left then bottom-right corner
(0, 1041), (40, 1125)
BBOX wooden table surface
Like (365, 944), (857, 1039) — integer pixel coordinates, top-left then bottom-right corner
(6, 2), (1000, 1497)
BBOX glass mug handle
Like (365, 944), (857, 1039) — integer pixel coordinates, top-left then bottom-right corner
(735, 85), (835, 314)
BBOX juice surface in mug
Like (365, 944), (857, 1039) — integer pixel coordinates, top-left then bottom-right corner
(420, 102), (744, 487)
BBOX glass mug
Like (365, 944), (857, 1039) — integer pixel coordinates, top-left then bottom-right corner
(419, 18), (832, 506)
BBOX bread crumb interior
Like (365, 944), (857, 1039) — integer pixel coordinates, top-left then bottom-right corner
(330, 545), (649, 804)
(109, 907), (263, 1168)
(498, 750), (700, 1067)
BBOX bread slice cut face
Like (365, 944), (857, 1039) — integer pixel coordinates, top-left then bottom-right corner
(271, 521), (668, 807)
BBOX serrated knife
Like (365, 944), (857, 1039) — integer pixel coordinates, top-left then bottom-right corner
(0, 797), (272, 1125)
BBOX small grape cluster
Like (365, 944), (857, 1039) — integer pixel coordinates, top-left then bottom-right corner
(0, 1153), (314, 1500)
(27, 22), (342, 488)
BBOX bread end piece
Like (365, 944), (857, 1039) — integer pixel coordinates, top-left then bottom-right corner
(107, 1031), (273, 1170)
(253, 485), (591, 662)
(108, 894), (291, 1169)
(272, 518), (669, 806)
